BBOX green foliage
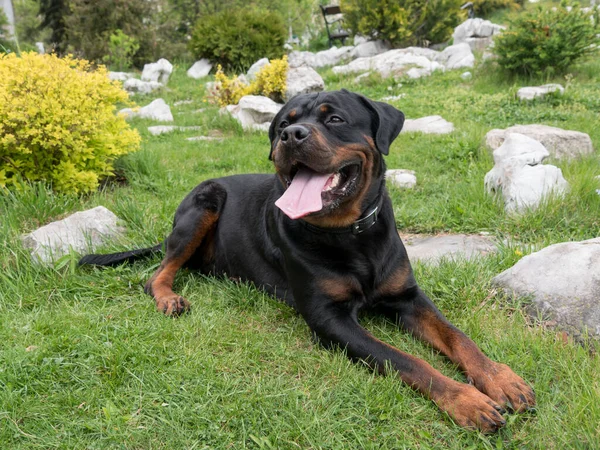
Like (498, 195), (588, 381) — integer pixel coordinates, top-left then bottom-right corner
(341, 0), (465, 47)
(14, 0), (51, 46)
(0, 52), (140, 194)
(104, 29), (139, 71)
(189, 8), (286, 73)
(493, 3), (600, 76)
(0, 9), (13, 52)
(471, 0), (521, 17)
(65, 0), (160, 67)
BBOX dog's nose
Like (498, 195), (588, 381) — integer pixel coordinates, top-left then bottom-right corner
(280, 125), (310, 145)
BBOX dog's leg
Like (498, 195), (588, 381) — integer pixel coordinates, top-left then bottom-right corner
(302, 304), (507, 433)
(145, 181), (226, 316)
(375, 286), (535, 415)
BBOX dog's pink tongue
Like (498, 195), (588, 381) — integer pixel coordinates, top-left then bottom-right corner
(275, 168), (333, 219)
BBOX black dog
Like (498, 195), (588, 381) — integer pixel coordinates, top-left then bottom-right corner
(80, 90), (534, 432)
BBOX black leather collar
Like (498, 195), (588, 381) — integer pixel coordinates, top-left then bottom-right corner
(301, 195), (384, 235)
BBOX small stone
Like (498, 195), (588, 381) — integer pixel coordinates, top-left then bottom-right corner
(148, 125), (202, 136)
(21, 206), (122, 264)
(461, 71), (472, 80)
(401, 233), (497, 264)
(402, 116), (454, 134)
(517, 84), (564, 101)
(141, 58), (173, 84)
(187, 59), (212, 79)
(186, 136), (223, 142)
(386, 169), (416, 188)
(122, 78), (162, 94)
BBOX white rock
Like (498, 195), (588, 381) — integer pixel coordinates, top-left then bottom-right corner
(226, 95), (283, 132)
(148, 125), (202, 136)
(285, 66), (325, 100)
(381, 94), (406, 101)
(122, 78), (162, 94)
(186, 136), (223, 142)
(453, 18), (505, 50)
(406, 67), (432, 79)
(350, 40), (391, 58)
(187, 59), (212, 79)
(246, 58), (270, 81)
(35, 42), (45, 54)
(461, 71), (472, 80)
(120, 99), (173, 122)
(386, 169), (417, 188)
(288, 46), (354, 68)
(21, 206), (122, 264)
(109, 72), (133, 81)
(402, 233), (497, 264)
(141, 58), (173, 84)
(493, 238), (600, 337)
(332, 48), (443, 78)
(435, 43), (475, 70)
(353, 35), (369, 46)
(353, 72), (372, 83)
(484, 133), (569, 213)
(402, 116), (454, 134)
(517, 84), (564, 100)
(485, 124), (593, 160)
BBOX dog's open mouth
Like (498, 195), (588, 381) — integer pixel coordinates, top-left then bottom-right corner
(275, 162), (360, 219)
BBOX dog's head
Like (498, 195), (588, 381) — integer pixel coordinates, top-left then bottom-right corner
(269, 89), (404, 227)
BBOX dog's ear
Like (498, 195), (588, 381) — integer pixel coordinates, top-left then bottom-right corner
(268, 110), (281, 160)
(357, 94), (405, 155)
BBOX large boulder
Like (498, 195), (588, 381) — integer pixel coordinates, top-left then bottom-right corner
(349, 40), (391, 59)
(141, 58), (173, 84)
(434, 43), (474, 70)
(402, 116), (454, 134)
(288, 46), (354, 68)
(493, 238), (600, 338)
(453, 18), (505, 51)
(332, 48), (444, 78)
(226, 95), (283, 132)
(485, 124), (594, 160)
(484, 133), (569, 213)
(120, 99), (174, 122)
(517, 84), (564, 101)
(246, 58), (270, 81)
(187, 59), (213, 79)
(285, 66), (325, 100)
(21, 206), (122, 264)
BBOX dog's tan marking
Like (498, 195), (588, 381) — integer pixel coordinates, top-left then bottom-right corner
(319, 276), (362, 302)
(377, 265), (411, 297)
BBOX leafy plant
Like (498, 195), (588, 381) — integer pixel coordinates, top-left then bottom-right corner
(207, 56), (289, 107)
(0, 52), (140, 194)
(189, 8), (286, 73)
(493, 2), (600, 76)
(340, 0), (465, 47)
(104, 29), (139, 71)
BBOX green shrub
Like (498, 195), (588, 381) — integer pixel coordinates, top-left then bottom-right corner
(189, 8), (286, 73)
(471, 0), (522, 17)
(493, 3), (600, 76)
(0, 52), (141, 194)
(340, 0), (465, 47)
(104, 29), (139, 71)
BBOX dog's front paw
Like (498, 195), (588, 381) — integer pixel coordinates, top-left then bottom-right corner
(155, 295), (190, 316)
(469, 362), (535, 413)
(437, 383), (506, 433)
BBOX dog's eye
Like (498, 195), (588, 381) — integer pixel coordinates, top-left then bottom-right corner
(279, 120), (289, 129)
(327, 116), (344, 124)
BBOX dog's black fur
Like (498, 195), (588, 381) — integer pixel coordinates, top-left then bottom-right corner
(80, 90), (534, 431)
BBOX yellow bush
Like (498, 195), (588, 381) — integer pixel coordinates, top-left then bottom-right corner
(0, 52), (141, 194)
(207, 56), (289, 107)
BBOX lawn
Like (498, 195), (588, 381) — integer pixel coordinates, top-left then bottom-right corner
(1, 53), (599, 448)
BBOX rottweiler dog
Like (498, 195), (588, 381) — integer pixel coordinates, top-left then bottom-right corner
(80, 90), (535, 432)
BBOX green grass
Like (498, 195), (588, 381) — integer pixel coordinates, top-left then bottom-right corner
(1, 51), (600, 448)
